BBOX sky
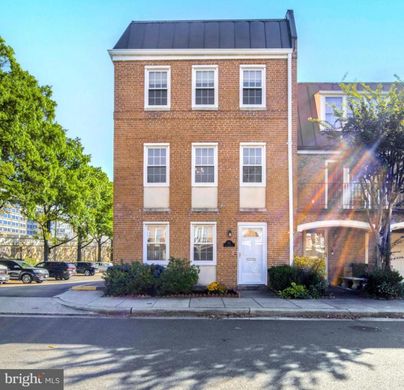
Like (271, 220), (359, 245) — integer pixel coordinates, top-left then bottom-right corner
(1, 0), (403, 178)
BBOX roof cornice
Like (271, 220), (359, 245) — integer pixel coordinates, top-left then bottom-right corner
(108, 48), (293, 62)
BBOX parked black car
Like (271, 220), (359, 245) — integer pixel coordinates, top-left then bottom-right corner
(0, 259), (49, 284)
(36, 261), (76, 280)
(75, 262), (97, 276)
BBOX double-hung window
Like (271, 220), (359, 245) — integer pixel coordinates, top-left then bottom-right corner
(144, 144), (169, 186)
(240, 143), (266, 186)
(192, 143), (218, 186)
(190, 223), (216, 264)
(240, 65), (266, 109)
(192, 66), (218, 109)
(145, 66), (171, 110)
(324, 96), (343, 126)
(143, 223), (169, 264)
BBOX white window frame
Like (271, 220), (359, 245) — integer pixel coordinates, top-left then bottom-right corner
(319, 92), (348, 131)
(192, 65), (218, 110)
(143, 143), (170, 187)
(239, 65), (266, 109)
(191, 143), (218, 187)
(190, 222), (217, 265)
(144, 66), (171, 110)
(143, 222), (169, 265)
(240, 142), (266, 187)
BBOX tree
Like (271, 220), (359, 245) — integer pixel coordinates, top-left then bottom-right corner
(20, 134), (91, 261)
(0, 37), (56, 210)
(328, 82), (404, 269)
(92, 169), (113, 262)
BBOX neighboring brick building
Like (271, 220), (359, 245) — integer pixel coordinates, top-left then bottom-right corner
(110, 11), (298, 287)
(296, 83), (404, 282)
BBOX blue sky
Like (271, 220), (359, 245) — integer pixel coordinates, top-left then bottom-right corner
(1, 0), (403, 178)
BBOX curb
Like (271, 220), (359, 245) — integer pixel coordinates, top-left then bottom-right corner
(56, 298), (404, 319)
(71, 285), (98, 291)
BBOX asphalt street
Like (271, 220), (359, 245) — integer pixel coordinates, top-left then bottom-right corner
(0, 275), (103, 297)
(0, 316), (403, 389)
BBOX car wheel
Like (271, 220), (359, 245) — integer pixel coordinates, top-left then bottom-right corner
(63, 275), (70, 280)
(21, 274), (33, 284)
(84, 270), (91, 276)
(36, 280), (43, 283)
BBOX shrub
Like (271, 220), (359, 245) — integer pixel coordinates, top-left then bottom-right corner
(104, 262), (155, 296)
(269, 263), (328, 298)
(294, 256), (326, 277)
(268, 265), (298, 291)
(207, 281), (227, 294)
(280, 283), (310, 299)
(156, 257), (199, 295)
(365, 269), (403, 299)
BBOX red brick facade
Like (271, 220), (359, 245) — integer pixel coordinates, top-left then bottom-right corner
(113, 57), (297, 287)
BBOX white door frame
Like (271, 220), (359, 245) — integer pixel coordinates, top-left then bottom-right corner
(237, 222), (268, 285)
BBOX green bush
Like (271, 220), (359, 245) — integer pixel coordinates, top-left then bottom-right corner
(268, 263), (328, 298)
(280, 283), (310, 299)
(157, 257), (199, 295)
(268, 265), (298, 291)
(294, 256), (326, 277)
(365, 269), (403, 299)
(104, 258), (199, 296)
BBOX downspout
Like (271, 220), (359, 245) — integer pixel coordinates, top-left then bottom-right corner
(287, 52), (294, 264)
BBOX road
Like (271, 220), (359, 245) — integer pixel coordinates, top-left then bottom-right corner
(0, 316), (403, 389)
(0, 275), (104, 297)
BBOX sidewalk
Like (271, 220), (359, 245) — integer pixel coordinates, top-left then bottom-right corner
(56, 289), (404, 319)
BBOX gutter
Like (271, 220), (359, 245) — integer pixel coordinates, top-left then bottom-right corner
(287, 52), (294, 264)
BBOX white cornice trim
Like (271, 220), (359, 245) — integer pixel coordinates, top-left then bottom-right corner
(108, 48), (293, 61)
(297, 150), (341, 155)
(297, 220), (371, 232)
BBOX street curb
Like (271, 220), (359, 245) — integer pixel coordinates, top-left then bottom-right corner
(71, 285), (98, 291)
(56, 298), (404, 319)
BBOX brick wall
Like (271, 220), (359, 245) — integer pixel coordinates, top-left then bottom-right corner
(113, 57), (297, 287)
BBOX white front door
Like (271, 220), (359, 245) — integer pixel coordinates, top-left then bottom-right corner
(238, 223), (267, 285)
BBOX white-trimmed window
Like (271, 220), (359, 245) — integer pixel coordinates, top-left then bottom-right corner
(192, 66), (218, 109)
(192, 143), (218, 186)
(240, 65), (266, 109)
(144, 144), (169, 186)
(144, 66), (171, 110)
(240, 143), (266, 186)
(190, 222), (216, 265)
(143, 222), (169, 264)
(320, 94), (353, 130)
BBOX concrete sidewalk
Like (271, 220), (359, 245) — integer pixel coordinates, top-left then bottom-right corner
(56, 290), (404, 319)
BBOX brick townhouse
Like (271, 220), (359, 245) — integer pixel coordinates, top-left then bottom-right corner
(110, 10), (403, 287)
(110, 10), (298, 287)
(296, 82), (404, 283)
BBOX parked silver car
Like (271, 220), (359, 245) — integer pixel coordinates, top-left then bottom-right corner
(0, 264), (9, 284)
(95, 262), (113, 273)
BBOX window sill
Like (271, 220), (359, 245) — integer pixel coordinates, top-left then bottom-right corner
(143, 260), (169, 266)
(143, 208), (171, 213)
(144, 107), (171, 111)
(191, 106), (219, 111)
(191, 262), (217, 266)
(239, 208), (267, 213)
(240, 106), (267, 111)
(191, 208), (219, 213)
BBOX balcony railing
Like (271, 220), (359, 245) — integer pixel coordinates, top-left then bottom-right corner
(298, 182), (404, 211)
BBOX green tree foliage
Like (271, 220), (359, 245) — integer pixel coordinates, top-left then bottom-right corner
(328, 82), (404, 269)
(0, 37), (113, 261)
(0, 37), (56, 209)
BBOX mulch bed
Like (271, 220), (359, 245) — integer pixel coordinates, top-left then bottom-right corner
(112, 289), (240, 299)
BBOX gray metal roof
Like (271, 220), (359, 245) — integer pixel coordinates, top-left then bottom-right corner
(298, 82), (394, 150)
(113, 10), (297, 50)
